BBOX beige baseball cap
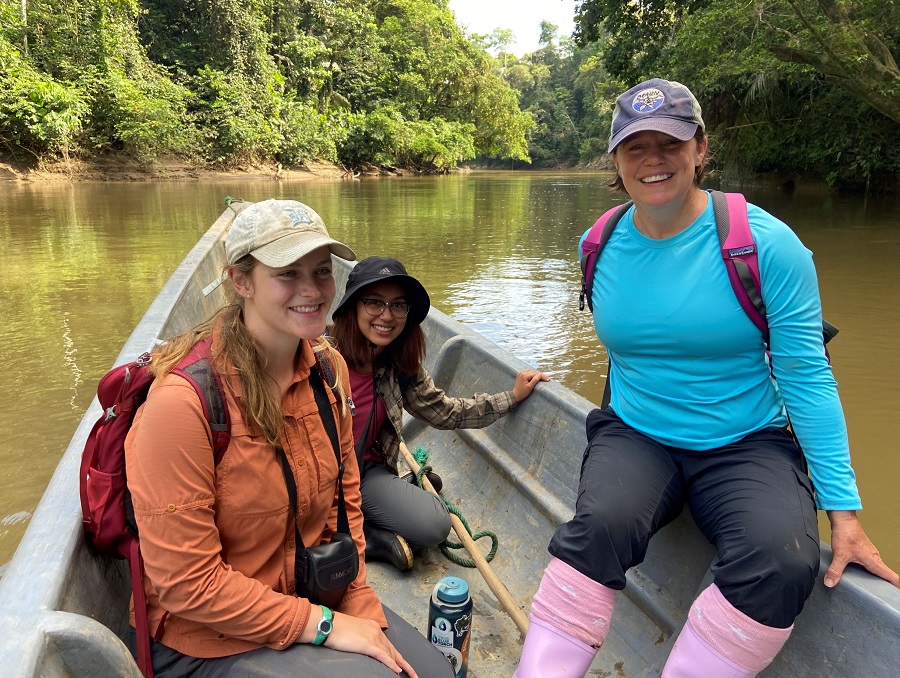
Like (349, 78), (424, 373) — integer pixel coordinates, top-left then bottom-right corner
(225, 199), (356, 267)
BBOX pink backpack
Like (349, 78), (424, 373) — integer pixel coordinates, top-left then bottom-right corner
(578, 189), (838, 350)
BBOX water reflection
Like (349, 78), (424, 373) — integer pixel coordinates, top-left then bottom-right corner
(447, 256), (606, 384)
(1, 174), (899, 571)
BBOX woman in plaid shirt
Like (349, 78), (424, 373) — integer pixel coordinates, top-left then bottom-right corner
(328, 256), (548, 571)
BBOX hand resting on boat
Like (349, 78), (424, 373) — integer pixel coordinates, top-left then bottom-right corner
(512, 369), (550, 402)
(824, 510), (899, 588)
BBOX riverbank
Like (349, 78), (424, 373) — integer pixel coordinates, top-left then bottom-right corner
(4, 155), (897, 195)
(0, 156), (353, 183)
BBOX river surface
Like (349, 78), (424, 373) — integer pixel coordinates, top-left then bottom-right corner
(1, 173), (898, 573)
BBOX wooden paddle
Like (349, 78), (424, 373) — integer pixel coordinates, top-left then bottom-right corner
(398, 440), (530, 635)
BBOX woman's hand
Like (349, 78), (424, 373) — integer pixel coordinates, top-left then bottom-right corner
(824, 510), (899, 588)
(512, 369), (550, 402)
(315, 610), (417, 677)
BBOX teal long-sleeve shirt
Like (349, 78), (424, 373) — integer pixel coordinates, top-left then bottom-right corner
(580, 193), (860, 510)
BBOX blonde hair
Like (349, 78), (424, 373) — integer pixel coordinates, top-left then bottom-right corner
(150, 255), (347, 448)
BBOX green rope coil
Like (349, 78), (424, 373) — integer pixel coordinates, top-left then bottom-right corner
(409, 447), (499, 568)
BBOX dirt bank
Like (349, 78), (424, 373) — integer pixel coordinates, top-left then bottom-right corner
(0, 156), (351, 183)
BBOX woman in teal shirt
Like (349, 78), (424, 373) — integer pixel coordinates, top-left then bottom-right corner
(513, 79), (897, 678)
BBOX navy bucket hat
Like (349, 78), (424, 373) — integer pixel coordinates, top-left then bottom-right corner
(608, 78), (705, 153)
(333, 256), (431, 326)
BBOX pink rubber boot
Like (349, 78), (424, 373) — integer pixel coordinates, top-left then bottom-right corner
(512, 558), (615, 678)
(662, 584), (792, 677)
(512, 616), (598, 678)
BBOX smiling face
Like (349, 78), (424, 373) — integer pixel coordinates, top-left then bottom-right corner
(354, 282), (408, 356)
(230, 246), (336, 351)
(611, 130), (707, 210)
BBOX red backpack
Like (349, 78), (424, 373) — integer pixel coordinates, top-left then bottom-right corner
(79, 338), (230, 677)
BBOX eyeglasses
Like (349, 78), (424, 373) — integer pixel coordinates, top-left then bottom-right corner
(359, 298), (412, 318)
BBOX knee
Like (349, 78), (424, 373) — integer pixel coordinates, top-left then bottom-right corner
(429, 507), (452, 544)
(406, 499), (451, 548)
(554, 500), (647, 570)
(763, 545), (818, 601)
(571, 494), (645, 551)
(719, 537), (819, 627)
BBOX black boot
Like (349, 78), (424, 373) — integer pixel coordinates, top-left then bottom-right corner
(363, 524), (414, 571)
(400, 469), (443, 495)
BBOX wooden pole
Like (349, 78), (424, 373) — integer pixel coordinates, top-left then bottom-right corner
(398, 441), (529, 636)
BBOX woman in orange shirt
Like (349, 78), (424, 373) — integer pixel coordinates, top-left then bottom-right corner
(125, 199), (451, 677)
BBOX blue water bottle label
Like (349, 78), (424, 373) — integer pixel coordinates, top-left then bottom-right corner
(431, 615), (464, 673)
(430, 576), (472, 677)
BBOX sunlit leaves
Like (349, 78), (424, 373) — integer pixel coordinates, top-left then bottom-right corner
(0, 0), (531, 168)
(0, 38), (88, 158)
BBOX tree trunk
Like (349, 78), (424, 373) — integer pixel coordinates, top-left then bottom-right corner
(770, 0), (900, 124)
(21, 0), (28, 53)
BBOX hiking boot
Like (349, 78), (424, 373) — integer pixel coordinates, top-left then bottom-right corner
(363, 524), (414, 572)
(399, 469), (443, 494)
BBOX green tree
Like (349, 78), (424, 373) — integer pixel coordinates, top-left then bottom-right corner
(767, 0), (900, 125)
(2, 0), (527, 170)
(0, 35), (88, 160)
(574, 0), (900, 125)
(373, 0), (531, 161)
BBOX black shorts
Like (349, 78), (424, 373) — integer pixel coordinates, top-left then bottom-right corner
(548, 408), (820, 628)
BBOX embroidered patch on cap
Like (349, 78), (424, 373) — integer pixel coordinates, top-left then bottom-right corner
(378, 267), (393, 275)
(632, 88), (666, 114)
(282, 206), (314, 227)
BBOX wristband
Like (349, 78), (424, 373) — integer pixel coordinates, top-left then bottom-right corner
(311, 605), (333, 646)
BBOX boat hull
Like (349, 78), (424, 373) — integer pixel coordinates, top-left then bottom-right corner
(1, 206), (898, 677)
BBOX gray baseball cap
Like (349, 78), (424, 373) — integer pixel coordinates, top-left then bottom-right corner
(225, 199), (355, 267)
(608, 78), (705, 153)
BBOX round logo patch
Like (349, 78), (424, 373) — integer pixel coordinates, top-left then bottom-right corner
(632, 88), (665, 114)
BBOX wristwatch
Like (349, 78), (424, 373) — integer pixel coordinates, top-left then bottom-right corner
(311, 605), (334, 646)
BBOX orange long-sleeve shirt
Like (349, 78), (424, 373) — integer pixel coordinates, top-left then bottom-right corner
(125, 340), (386, 658)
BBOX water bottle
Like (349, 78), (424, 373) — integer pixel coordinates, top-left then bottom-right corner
(428, 576), (473, 677)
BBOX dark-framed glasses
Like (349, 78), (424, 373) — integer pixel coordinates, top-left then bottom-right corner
(359, 298), (412, 318)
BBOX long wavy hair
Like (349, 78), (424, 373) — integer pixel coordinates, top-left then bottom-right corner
(150, 254), (347, 447)
(328, 288), (426, 376)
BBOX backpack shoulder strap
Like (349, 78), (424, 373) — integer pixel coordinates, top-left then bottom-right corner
(713, 190), (839, 357)
(579, 201), (633, 312)
(712, 190), (770, 346)
(172, 338), (231, 463)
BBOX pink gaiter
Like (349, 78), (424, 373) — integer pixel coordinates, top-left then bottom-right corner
(689, 584), (793, 673)
(530, 557), (616, 649)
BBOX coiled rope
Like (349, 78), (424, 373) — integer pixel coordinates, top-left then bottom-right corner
(410, 445), (499, 568)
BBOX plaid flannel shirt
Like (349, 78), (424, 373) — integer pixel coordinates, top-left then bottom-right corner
(371, 363), (518, 474)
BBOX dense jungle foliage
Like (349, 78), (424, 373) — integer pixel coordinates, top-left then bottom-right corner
(1, 0), (898, 189)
